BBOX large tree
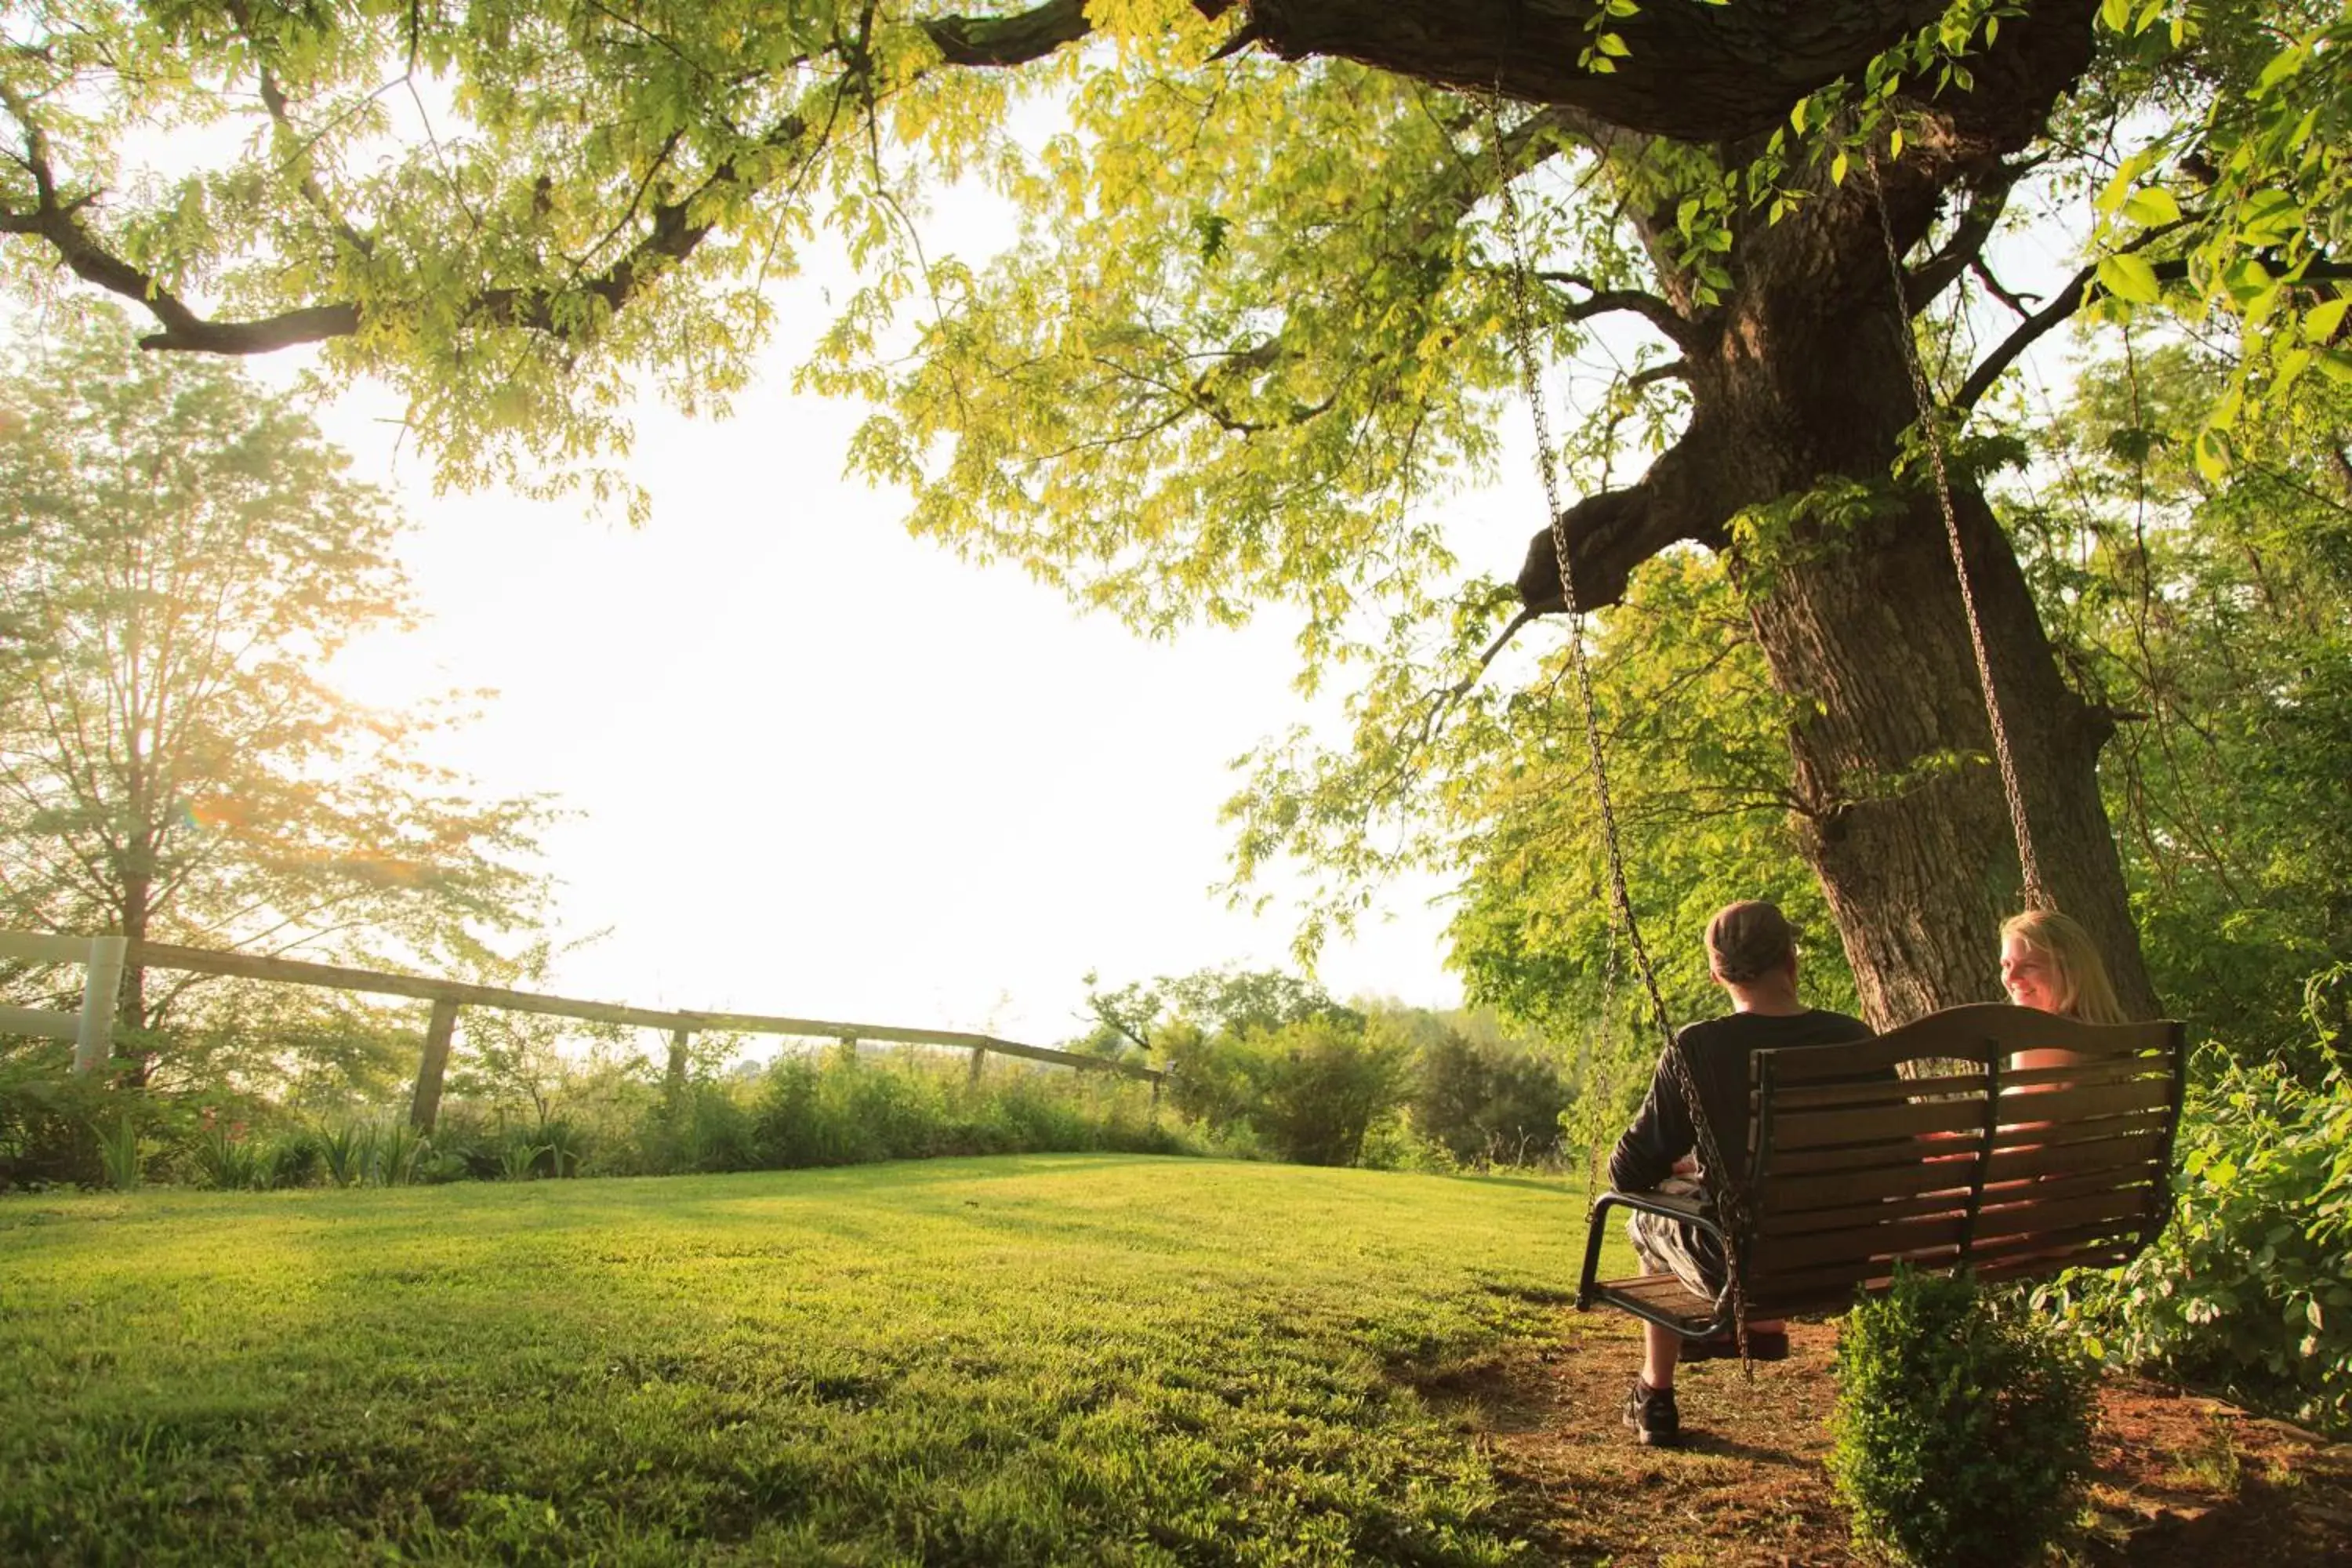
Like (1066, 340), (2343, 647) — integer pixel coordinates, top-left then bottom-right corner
(2, 1), (2341, 1024)
(0, 310), (553, 1082)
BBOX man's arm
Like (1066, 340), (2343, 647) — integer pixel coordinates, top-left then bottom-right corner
(1606, 1048), (1693, 1192)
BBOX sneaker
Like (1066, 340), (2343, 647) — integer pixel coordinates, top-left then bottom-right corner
(1623, 1377), (1681, 1447)
(1680, 1327), (1789, 1362)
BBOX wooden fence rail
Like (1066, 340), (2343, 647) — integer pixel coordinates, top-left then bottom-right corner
(2, 933), (1163, 1131)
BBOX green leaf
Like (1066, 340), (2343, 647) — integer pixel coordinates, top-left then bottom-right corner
(2122, 187), (2182, 227)
(2193, 426), (2230, 481)
(2301, 296), (2349, 343)
(1831, 151), (1849, 187)
(2096, 252), (2162, 304)
(2099, 0), (2133, 31)
(2256, 44), (2310, 93)
(2221, 257), (2274, 303)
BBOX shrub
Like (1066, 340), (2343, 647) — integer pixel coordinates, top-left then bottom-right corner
(1828, 1268), (2096, 1568)
(192, 1120), (265, 1190)
(261, 1127), (323, 1189)
(637, 1079), (756, 1174)
(1355, 1109), (1458, 1173)
(1254, 1016), (1414, 1166)
(1411, 1029), (1569, 1165)
(2039, 1054), (2352, 1435)
(0, 1056), (114, 1189)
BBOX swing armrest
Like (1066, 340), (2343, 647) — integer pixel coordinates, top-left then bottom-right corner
(1575, 1187), (1737, 1338)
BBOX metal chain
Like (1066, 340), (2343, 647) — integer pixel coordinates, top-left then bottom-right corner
(1486, 103), (1755, 1363)
(1865, 147), (2050, 911)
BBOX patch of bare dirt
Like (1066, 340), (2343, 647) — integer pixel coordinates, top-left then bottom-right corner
(1417, 1316), (2352, 1566)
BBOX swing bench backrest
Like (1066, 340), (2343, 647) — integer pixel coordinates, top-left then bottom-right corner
(1577, 1004), (2187, 1337)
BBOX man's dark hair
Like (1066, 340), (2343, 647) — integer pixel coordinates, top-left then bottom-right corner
(1706, 901), (1796, 984)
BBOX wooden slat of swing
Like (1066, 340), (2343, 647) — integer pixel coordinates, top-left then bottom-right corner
(1763, 1214), (1975, 1273)
(1759, 1006), (2177, 1083)
(1577, 1005), (2188, 1336)
(1761, 1156), (1981, 1213)
(1598, 1272), (1730, 1335)
(1990, 1076), (2174, 1124)
(1768, 1068), (1988, 1110)
(1765, 1135), (1987, 1177)
(1973, 1162), (2168, 1210)
(1984, 1129), (2167, 1184)
(1758, 1186), (1980, 1237)
(1771, 1096), (1989, 1148)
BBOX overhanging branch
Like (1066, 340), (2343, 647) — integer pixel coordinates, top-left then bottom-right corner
(1515, 419), (1740, 615)
(920, 0), (1094, 66)
(1904, 160), (2034, 310)
(1, 0), (1094, 357)
(1534, 271), (1697, 348)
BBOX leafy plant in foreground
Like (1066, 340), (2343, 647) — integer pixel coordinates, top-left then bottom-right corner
(92, 1113), (145, 1191)
(318, 1122), (368, 1187)
(1829, 1268), (2096, 1568)
(2040, 1051), (2352, 1436)
(193, 1122), (263, 1192)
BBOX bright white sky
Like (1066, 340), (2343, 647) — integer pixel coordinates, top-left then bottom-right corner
(312, 193), (1546, 1051)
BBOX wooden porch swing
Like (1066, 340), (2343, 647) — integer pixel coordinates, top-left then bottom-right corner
(1482, 125), (2188, 1352)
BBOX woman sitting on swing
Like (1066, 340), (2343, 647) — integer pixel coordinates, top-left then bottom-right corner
(1999, 909), (2129, 1033)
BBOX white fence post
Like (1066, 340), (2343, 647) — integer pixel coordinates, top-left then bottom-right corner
(74, 935), (128, 1075)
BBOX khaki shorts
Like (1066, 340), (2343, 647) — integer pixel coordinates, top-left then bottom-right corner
(1625, 1174), (1729, 1305)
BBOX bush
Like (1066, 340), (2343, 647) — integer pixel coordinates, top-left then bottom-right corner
(1829, 1268), (2096, 1568)
(1411, 1028), (1569, 1165)
(1355, 1109), (1459, 1173)
(0, 1056), (114, 1190)
(1256, 1016), (1413, 1165)
(2039, 1054), (2352, 1436)
(1163, 1015), (1412, 1165)
(745, 1044), (1190, 1171)
(637, 1080), (757, 1174)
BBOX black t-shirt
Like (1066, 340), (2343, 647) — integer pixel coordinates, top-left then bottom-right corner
(1606, 1007), (1873, 1193)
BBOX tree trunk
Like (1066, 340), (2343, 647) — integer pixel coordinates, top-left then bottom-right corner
(1515, 0), (2156, 1028)
(1737, 405), (2158, 1029)
(118, 870), (153, 1087)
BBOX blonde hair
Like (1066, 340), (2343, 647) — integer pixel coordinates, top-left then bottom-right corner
(2000, 909), (2128, 1024)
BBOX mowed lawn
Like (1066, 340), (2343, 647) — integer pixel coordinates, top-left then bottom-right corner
(1, 1156), (1610, 1566)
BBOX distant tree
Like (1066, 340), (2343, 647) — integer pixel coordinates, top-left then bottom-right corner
(1074, 964), (1361, 1059)
(1411, 1029), (1569, 1166)
(0, 310), (555, 1084)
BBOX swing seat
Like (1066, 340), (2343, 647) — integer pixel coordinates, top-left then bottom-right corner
(1576, 1004), (2187, 1338)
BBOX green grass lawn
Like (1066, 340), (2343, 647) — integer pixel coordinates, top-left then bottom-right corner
(1, 1156), (1607, 1566)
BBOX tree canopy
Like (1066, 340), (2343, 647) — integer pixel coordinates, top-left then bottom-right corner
(5, 0), (2346, 1028)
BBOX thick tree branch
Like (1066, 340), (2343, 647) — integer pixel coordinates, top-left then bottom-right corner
(2, 0), (1084, 357)
(920, 0), (1093, 66)
(1970, 257), (2038, 317)
(1514, 415), (1741, 615)
(1248, 0), (1954, 140)
(1628, 358), (1688, 390)
(0, 88), (366, 354)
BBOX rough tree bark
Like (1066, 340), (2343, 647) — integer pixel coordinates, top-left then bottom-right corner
(1512, 0), (2156, 1025)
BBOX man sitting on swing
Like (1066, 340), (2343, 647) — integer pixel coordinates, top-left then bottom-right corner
(1610, 901), (1871, 1447)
